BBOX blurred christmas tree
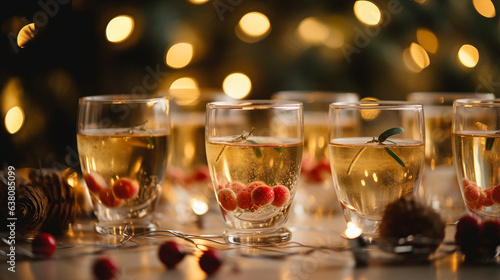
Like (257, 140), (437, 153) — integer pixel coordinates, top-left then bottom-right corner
(0, 0), (499, 167)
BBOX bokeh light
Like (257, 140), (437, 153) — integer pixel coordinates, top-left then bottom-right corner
(187, 0), (209, 4)
(105, 15), (134, 43)
(416, 28), (438, 53)
(353, 1), (382, 26)
(458, 44), (479, 68)
(169, 77), (200, 105)
(166, 42), (194, 69)
(223, 73), (252, 99)
(17, 23), (36, 48)
(297, 17), (329, 45)
(5, 106), (24, 134)
(410, 43), (430, 70)
(239, 12), (271, 38)
(473, 0), (496, 18)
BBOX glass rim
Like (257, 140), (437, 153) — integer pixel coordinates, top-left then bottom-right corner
(454, 98), (500, 106)
(207, 100), (303, 109)
(408, 92), (495, 104)
(271, 91), (359, 102)
(329, 100), (422, 109)
(79, 94), (168, 103)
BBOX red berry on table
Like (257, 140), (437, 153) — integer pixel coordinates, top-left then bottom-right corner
(251, 185), (275, 207)
(247, 181), (265, 193)
(83, 172), (107, 194)
(192, 166), (210, 182)
(112, 178), (139, 199)
(199, 249), (222, 276)
(479, 219), (500, 248)
(93, 257), (118, 280)
(236, 190), (251, 210)
(100, 188), (123, 208)
(227, 181), (247, 194)
(217, 188), (237, 211)
(272, 185), (290, 208)
(31, 232), (57, 258)
(158, 241), (186, 269)
(455, 215), (480, 246)
(491, 185), (500, 204)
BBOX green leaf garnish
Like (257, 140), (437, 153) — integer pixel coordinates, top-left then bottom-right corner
(347, 126), (405, 175)
(125, 120), (154, 149)
(246, 139), (263, 158)
(274, 147), (284, 153)
(216, 128), (260, 161)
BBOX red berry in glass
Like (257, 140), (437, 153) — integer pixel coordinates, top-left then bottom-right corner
(83, 172), (107, 194)
(236, 190), (251, 210)
(251, 185), (274, 207)
(99, 188), (123, 207)
(112, 178), (139, 199)
(93, 257), (118, 280)
(217, 188), (237, 211)
(272, 185), (290, 207)
(158, 241), (186, 269)
(32, 232), (57, 258)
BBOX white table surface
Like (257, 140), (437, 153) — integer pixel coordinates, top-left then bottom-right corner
(1, 203), (499, 280)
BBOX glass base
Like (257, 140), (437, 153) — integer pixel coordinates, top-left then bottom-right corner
(223, 227), (292, 245)
(94, 219), (158, 236)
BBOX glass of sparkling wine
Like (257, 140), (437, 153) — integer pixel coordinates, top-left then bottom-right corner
(328, 101), (425, 237)
(77, 95), (170, 235)
(272, 91), (359, 216)
(407, 92), (494, 223)
(205, 100), (303, 245)
(452, 98), (500, 219)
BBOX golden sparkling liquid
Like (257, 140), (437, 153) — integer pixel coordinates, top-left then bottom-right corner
(329, 137), (424, 221)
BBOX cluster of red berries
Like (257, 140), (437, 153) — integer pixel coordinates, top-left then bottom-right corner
(83, 172), (139, 208)
(300, 157), (331, 183)
(93, 240), (222, 280)
(455, 214), (500, 260)
(217, 181), (290, 212)
(462, 178), (500, 211)
(169, 165), (211, 188)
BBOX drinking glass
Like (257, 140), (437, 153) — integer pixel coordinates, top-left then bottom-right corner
(452, 98), (500, 219)
(167, 89), (234, 223)
(205, 100), (303, 244)
(328, 101), (425, 237)
(407, 92), (494, 223)
(272, 91), (359, 216)
(77, 95), (170, 235)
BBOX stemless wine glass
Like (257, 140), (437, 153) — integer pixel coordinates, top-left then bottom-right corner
(452, 98), (500, 219)
(407, 92), (494, 223)
(272, 91), (359, 216)
(77, 95), (170, 235)
(329, 101), (425, 237)
(205, 100), (303, 245)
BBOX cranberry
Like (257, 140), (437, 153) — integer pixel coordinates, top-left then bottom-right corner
(83, 172), (107, 194)
(464, 184), (482, 205)
(217, 188), (237, 211)
(158, 241), (186, 269)
(251, 185), (275, 208)
(491, 185), (500, 204)
(32, 232), (57, 258)
(236, 190), (251, 210)
(479, 219), (500, 248)
(227, 181), (247, 194)
(247, 181), (265, 193)
(112, 178), (139, 200)
(271, 185), (290, 208)
(99, 188), (123, 208)
(191, 166), (210, 182)
(455, 214), (480, 246)
(92, 257), (118, 280)
(198, 249), (222, 276)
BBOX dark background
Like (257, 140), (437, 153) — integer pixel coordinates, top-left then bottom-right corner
(1, 0), (499, 168)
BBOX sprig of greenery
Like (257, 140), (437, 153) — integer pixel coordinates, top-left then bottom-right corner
(347, 127), (405, 175)
(126, 120), (155, 148)
(215, 128), (283, 161)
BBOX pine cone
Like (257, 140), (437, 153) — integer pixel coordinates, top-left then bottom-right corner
(379, 196), (446, 250)
(0, 168), (84, 237)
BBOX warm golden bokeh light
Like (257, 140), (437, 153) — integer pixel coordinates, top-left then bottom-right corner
(416, 28), (438, 53)
(105, 15), (134, 43)
(17, 23), (35, 48)
(169, 78), (200, 105)
(5, 106), (24, 134)
(170, 77), (198, 89)
(239, 12), (271, 37)
(223, 73), (252, 99)
(353, 1), (382, 26)
(166, 42), (194, 69)
(409, 43), (430, 70)
(297, 17), (329, 45)
(403, 47), (423, 73)
(187, 0), (209, 4)
(458, 44), (479, 68)
(473, 0), (496, 18)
